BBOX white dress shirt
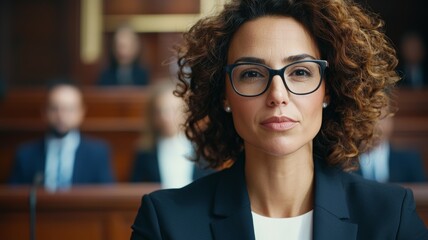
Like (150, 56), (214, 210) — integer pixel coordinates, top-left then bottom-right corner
(44, 131), (80, 191)
(252, 210), (313, 240)
(157, 133), (194, 189)
(359, 141), (390, 182)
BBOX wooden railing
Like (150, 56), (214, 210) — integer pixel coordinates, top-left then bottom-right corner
(0, 184), (160, 240)
(0, 183), (427, 240)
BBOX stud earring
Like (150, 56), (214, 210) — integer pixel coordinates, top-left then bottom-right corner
(224, 106), (231, 112)
(322, 102), (328, 108)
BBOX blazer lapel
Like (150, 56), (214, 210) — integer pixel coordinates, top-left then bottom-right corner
(210, 158), (255, 240)
(145, 146), (162, 182)
(313, 159), (358, 240)
(38, 139), (47, 182)
(210, 157), (358, 240)
(72, 138), (84, 183)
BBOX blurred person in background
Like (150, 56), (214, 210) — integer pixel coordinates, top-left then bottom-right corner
(356, 103), (426, 183)
(97, 25), (149, 86)
(398, 31), (428, 88)
(130, 80), (212, 188)
(9, 79), (115, 190)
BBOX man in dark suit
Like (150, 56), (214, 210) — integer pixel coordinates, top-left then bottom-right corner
(356, 107), (426, 183)
(9, 80), (115, 190)
(357, 146), (426, 183)
(398, 31), (428, 88)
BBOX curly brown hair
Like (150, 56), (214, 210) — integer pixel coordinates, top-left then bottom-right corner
(174, 0), (399, 171)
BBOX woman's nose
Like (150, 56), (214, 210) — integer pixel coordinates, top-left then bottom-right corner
(265, 75), (290, 107)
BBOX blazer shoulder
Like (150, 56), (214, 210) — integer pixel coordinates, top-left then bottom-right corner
(80, 136), (110, 150)
(17, 138), (44, 150)
(341, 171), (427, 239)
(343, 170), (407, 196)
(15, 139), (45, 157)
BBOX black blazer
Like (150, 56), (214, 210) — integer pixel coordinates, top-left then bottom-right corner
(355, 146), (427, 183)
(130, 146), (213, 183)
(9, 136), (115, 184)
(131, 157), (428, 239)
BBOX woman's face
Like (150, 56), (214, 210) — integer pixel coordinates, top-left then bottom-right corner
(225, 16), (327, 158)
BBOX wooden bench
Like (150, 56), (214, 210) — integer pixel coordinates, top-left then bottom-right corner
(0, 87), (427, 183)
(0, 184), (160, 240)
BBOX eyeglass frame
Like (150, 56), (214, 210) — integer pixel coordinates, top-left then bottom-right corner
(224, 59), (329, 97)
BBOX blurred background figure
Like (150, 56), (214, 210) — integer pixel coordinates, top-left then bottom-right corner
(398, 31), (428, 88)
(97, 25), (149, 86)
(9, 79), (115, 190)
(356, 104), (426, 183)
(130, 80), (212, 188)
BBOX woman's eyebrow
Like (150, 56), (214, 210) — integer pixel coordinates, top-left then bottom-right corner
(284, 54), (316, 63)
(232, 54), (317, 65)
(233, 57), (265, 64)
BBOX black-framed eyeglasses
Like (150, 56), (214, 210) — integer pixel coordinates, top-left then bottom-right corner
(225, 59), (329, 97)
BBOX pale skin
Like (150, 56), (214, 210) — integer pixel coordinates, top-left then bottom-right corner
(225, 16), (329, 218)
(152, 88), (186, 138)
(45, 85), (85, 135)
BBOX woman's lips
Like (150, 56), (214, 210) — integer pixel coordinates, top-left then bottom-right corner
(260, 116), (298, 131)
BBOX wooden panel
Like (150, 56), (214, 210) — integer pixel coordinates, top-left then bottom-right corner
(6, 0), (76, 86)
(104, 0), (200, 14)
(394, 89), (428, 116)
(0, 184), (160, 240)
(391, 89), (428, 175)
(0, 184), (427, 240)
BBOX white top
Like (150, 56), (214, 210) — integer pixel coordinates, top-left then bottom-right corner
(157, 133), (194, 189)
(359, 141), (390, 182)
(252, 210), (313, 240)
(44, 131), (80, 191)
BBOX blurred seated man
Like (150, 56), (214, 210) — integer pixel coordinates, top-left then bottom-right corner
(356, 105), (426, 183)
(9, 79), (115, 190)
(130, 81), (212, 188)
(97, 25), (149, 86)
(398, 31), (428, 88)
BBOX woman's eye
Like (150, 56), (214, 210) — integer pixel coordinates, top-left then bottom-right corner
(293, 69), (311, 76)
(242, 71), (263, 78)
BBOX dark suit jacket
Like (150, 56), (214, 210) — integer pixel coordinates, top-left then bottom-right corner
(355, 146), (427, 183)
(97, 63), (149, 86)
(397, 62), (428, 88)
(9, 136), (115, 185)
(131, 156), (428, 240)
(130, 146), (213, 183)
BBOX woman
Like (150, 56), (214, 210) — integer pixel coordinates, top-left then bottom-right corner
(130, 81), (212, 188)
(131, 0), (428, 239)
